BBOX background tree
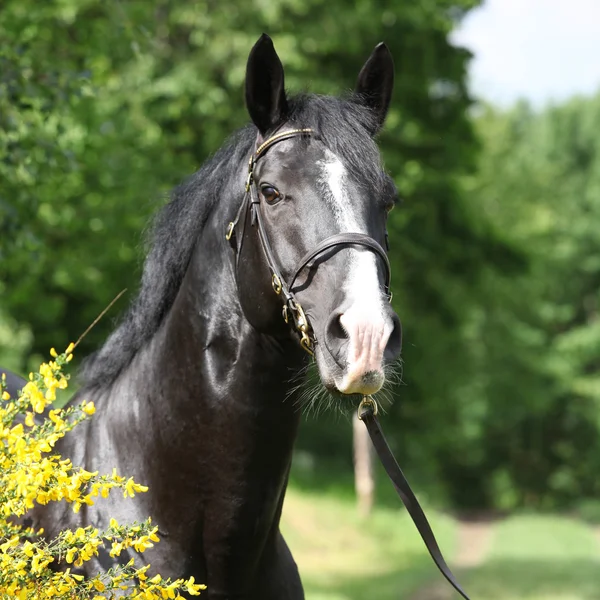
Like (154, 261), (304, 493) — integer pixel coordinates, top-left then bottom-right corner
(13, 0), (600, 512)
(453, 98), (600, 509)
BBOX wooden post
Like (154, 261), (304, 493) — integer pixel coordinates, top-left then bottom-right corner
(353, 412), (375, 517)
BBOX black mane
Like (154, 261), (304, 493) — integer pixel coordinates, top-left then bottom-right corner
(81, 93), (385, 389)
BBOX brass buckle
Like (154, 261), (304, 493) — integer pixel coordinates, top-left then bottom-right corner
(282, 305), (289, 323)
(225, 222), (235, 241)
(286, 300), (314, 355)
(272, 274), (282, 295)
(290, 301), (309, 332)
(300, 331), (314, 356)
(245, 155), (254, 192)
(358, 395), (378, 420)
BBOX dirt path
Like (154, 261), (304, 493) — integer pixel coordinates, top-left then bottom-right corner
(409, 519), (496, 599)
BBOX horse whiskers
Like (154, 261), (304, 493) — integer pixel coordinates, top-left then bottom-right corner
(302, 387), (327, 419)
(384, 357), (404, 386)
(292, 362), (333, 418)
(288, 359), (405, 418)
(284, 360), (313, 404)
(296, 372), (328, 417)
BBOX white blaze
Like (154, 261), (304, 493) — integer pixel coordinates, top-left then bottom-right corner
(318, 151), (393, 395)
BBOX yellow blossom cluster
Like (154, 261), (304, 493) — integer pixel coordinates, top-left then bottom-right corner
(0, 346), (206, 599)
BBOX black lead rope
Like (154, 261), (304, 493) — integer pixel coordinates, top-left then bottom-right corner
(358, 399), (471, 600)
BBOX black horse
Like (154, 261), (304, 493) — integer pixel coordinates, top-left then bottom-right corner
(26, 35), (402, 599)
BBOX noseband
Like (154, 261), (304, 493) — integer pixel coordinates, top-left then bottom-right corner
(226, 129), (391, 355)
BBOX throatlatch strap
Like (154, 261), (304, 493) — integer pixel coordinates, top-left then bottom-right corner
(359, 404), (471, 600)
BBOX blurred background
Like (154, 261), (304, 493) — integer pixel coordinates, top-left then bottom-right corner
(1, 0), (600, 598)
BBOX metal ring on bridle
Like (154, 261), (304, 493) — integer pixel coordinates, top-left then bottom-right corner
(358, 395), (379, 420)
(272, 274), (282, 295)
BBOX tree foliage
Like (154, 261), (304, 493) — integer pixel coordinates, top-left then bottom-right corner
(11, 1), (599, 511)
(448, 98), (600, 509)
(1, 0), (481, 362)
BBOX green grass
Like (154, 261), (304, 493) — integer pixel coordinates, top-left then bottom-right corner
(281, 486), (457, 600)
(282, 488), (600, 600)
(465, 515), (600, 600)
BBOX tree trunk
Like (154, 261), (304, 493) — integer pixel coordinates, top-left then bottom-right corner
(353, 412), (375, 517)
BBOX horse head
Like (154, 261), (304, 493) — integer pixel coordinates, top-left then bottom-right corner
(232, 34), (402, 398)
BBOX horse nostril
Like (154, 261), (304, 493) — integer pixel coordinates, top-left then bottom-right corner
(326, 312), (348, 343)
(324, 311), (349, 368)
(384, 313), (402, 361)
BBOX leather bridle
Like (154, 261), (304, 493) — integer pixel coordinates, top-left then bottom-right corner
(225, 128), (470, 600)
(225, 128), (391, 355)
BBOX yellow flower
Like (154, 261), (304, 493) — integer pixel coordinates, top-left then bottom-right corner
(184, 576), (206, 595)
(31, 549), (53, 573)
(23, 381), (49, 413)
(65, 548), (77, 564)
(82, 401), (96, 416)
(109, 541), (124, 558)
(124, 477), (149, 498)
(0, 345), (206, 599)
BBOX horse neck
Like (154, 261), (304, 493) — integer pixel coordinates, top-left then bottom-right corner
(152, 183), (306, 409)
(103, 186), (306, 514)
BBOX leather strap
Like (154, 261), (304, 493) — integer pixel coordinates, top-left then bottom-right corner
(359, 403), (471, 600)
(289, 232), (391, 296)
(253, 128), (314, 162)
(251, 184), (295, 302)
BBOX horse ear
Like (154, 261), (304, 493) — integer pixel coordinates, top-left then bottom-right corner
(245, 34), (288, 135)
(355, 43), (395, 133)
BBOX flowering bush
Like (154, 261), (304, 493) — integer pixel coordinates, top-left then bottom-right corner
(0, 344), (205, 598)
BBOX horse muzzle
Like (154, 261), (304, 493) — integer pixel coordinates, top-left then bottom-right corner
(321, 303), (402, 395)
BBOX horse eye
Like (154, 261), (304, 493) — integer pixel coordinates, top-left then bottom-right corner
(261, 185), (281, 204)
